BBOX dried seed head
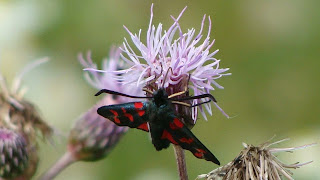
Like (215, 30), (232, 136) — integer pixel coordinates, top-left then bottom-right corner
(68, 96), (128, 161)
(0, 58), (54, 142)
(0, 128), (28, 179)
(1, 99), (53, 145)
(0, 58), (53, 178)
(197, 139), (316, 180)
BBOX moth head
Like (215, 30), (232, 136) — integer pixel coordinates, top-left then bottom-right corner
(153, 88), (168, 107)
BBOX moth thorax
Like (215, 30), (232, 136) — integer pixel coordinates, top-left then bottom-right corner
(153, 89), (168, 107)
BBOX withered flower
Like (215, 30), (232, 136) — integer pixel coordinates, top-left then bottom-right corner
(197, 139), (315, 180)
(0, 58), (53, 179)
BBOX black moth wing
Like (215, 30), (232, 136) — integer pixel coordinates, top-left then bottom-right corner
(161, 115), (220, 165)
(97, 102), (150, 132)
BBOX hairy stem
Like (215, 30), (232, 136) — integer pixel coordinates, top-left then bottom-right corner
(173, 145), (188, 180)
(39, 151), (76, 180)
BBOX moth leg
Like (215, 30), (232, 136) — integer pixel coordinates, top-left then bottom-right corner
(168, 78), (189, 99)
(142, 88), (153, 95)
(171, 101), (191, 107)
(168, 90), (188, 99)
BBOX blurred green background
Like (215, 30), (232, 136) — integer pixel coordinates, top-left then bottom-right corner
(1, 0), (319, 179)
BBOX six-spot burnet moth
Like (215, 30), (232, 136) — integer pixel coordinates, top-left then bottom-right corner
(95, 84), (221, 165)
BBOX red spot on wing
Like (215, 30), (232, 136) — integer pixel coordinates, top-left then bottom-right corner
(169, 122), (178, 130)
(169, 118), (184, 130)
(134, 102), (145, 116)
(109, 109), (118, 116)
(161, 130), (178, 145)
(137, 123), (149, 131)
(137, 109), (145, 116)
(124, 113), (134, 122)
(179, 138), (194, 144)
(194, 152), (203, 158)
(114, 117), (121, 123)
(173, 118), (184, 128)
(194, 149), (207, 158)
(109, 110), (120, 123)
(196, 148), (206, 153)
(134, 102), (144, 109)
(120, 107), (134, 121)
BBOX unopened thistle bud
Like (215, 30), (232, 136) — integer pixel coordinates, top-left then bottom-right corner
(0, 128), (28, 179)
(68, 97), (128, 161)
(197, 139), (315, 180)
(70, 49), (141, 161)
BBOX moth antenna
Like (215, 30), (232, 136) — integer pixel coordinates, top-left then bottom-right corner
(173, 93), (217, 103)
(95, 89), (152, 99)
(191, 100), (212, 107)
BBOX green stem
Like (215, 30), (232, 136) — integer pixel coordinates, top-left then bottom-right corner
(173, 145), (188, 180)
(39, 151), (76, 180)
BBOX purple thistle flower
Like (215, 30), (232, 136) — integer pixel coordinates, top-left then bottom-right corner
(79, 48), (143, 101)
(90, 4), (230, 122)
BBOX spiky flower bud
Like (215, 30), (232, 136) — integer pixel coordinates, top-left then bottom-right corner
(0, 128), (28, 179)
(197, 139), (315, 180)
(68, 96), (128, 161)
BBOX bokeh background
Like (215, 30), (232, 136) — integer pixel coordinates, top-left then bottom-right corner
(1, 0), (319, 179)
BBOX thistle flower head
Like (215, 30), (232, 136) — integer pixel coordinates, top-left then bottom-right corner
(197, 139), (316, 180)
(88, 5), (230, 123)
(0, 128), (28, 179)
